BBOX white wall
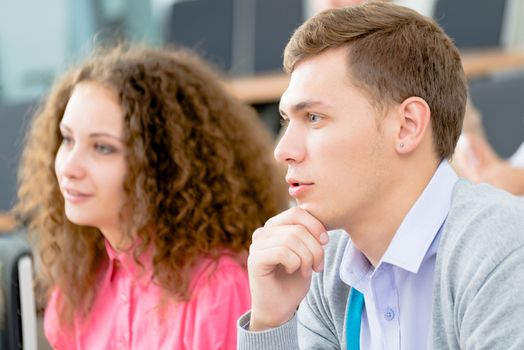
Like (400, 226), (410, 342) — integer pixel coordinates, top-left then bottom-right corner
(0, 0), (157, 103)
(0, 0), (69, 102)
(393, 0), (436, 16)
(503, 0), (524, 49)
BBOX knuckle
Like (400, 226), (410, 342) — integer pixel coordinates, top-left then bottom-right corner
(288, 225), (306, 239)
(275, 246), (287, 260)
(264, 216), (277, 227)
(252, 227), (265, 241)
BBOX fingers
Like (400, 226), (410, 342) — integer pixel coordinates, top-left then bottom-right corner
(248, 245), (302, 276)
(247, 208), (328, 330)
(263, 207), (328, 244)
(250, 207), (328, 278)
(250, 224), (325, 276)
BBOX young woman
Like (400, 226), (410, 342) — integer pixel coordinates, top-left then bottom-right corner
(15, 45), (287, 349)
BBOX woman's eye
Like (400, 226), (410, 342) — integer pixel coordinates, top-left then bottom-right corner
(61, 136), (73, 146)
(94, 143), (115, 154)
(279, 116), (290, 127)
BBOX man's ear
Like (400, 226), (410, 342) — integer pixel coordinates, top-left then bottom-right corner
(394, 96), (431, 154)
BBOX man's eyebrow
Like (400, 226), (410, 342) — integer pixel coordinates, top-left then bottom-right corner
(279, 100), (331, 116)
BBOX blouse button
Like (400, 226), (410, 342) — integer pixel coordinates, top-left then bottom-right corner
(120, 294), (128, 303)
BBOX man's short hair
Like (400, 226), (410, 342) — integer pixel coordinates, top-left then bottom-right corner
(284, 1), (467, 160)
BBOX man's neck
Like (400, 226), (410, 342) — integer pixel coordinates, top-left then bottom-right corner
(346, 160), (440, 267)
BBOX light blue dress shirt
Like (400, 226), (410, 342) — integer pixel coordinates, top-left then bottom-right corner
(339, 161), (458, 350)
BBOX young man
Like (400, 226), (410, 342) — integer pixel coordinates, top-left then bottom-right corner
(237, 2), (524, 349)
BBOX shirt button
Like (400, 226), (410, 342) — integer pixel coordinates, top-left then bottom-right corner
(384, 307), (395, 321)
(120, 294), (128, 303)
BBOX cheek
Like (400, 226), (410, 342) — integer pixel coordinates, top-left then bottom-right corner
(115, 178), (127, 201)
(320, 138), (374, 183)
(109, 164), (128, 202)
(54, 150), (64, 181)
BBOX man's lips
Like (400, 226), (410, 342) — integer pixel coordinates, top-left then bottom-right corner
(286, 178), (314, 197)
(286, 177), (314, 186)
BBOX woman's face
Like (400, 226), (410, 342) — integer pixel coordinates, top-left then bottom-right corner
(55, 81), (128, 240)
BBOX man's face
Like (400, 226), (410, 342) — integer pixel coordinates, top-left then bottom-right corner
(277, 47), (396, 231)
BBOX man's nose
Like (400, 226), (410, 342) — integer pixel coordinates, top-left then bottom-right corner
(274, 123), (306, 164)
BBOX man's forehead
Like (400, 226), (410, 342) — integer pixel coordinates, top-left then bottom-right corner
(278, 98), (334, 116)
(279, 66), (353, 114)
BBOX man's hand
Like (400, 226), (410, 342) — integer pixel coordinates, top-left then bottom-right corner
(248, 207), (328, 331)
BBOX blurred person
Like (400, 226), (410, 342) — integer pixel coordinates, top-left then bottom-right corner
(15, 45), (287, 349)
(238, 2), (524, 349)
(310, 0), (367, 13)
(453, 98), (524, 195)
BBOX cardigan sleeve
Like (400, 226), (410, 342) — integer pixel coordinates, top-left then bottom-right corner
(433, 182), (524, 349)
(458, 245), (524, 349)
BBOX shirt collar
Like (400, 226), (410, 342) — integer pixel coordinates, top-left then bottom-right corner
(104, 239), (154, 284)
(340, 161), (458, 286)
(381, 160), (457, 273)
(339, 242), (374, 288)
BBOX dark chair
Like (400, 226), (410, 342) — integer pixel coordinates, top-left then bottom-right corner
(252, 0), (303, 73)
(163, 0), (303, 75)
(469, 70), (524, 158)
(433, 0), (507, 48)
(164, 0), (234, 72)
(0, 229), (37, 350)
(0, 101), (35, 212)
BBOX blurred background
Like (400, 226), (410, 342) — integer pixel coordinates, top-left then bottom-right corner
(1, 0), (524, 213)
(1, 1), (524, 348)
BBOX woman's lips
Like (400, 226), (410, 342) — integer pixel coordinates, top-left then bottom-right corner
(63, 188), (93, 203)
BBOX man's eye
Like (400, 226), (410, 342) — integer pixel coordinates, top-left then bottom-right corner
(308, 114), (322, 123)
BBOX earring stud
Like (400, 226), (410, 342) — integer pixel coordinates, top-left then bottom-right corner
(400, 143), (404, 148)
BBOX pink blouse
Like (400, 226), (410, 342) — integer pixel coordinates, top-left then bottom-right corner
(44, 241), (251, 349)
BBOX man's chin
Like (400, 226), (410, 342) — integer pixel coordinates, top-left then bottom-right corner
(297, 203), (337, 231)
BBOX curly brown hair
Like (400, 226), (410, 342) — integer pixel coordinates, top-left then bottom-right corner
(15, 45), (288, 322)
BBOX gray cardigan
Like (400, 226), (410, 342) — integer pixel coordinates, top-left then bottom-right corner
(238, 180), (524, 349)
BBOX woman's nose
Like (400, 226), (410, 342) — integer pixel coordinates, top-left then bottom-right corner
(56, 146), (86, 180)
